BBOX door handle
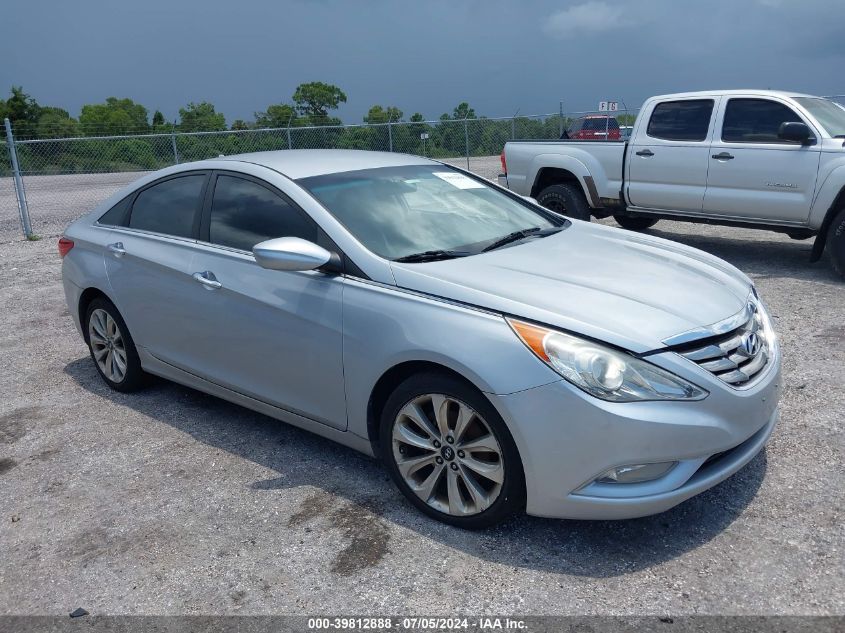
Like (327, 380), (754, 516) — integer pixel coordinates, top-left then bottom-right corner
(106, 242), (125, 257)
(712, 152), (735, 160)
(192, 271), (222, 290)
(635, 149), (654, 157)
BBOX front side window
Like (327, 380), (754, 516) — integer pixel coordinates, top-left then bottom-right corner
(298, 165), (564, 260)
(647, 99), (714, 142)
(722, 99), (804, 143)
(209, 175), (317, 251)
(128, 174), (205, 238)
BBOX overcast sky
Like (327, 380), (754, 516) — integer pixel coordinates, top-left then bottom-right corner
(3, 0), (844, 124)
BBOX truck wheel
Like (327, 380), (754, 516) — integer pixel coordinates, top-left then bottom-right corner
(536, 184), (591, 221)
(827, 207), (845, 278)
(614, 215), (659, 231)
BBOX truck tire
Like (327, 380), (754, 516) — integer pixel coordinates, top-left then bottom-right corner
(536, 184), (591, 221)
(614, 215), (659, 231)
(827, 207), (845, 278)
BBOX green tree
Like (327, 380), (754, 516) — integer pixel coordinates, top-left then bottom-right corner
(254, 103), (297, 128)
(36, 107), (78, 138)
(79, 97), (150, 135)
(178, 102), (226, 132)
(152, 110), (165, 127)
(452, 102), (476, 120)
(2, 86), (42, 137)
(230, 119), (250, 130)
(292, 82), (346, 124)
(364, 105), (403, 124)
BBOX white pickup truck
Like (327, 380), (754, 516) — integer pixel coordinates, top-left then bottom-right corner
(499, 90), (845, 277)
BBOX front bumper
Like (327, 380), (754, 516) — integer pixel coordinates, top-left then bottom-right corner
(489, 348), (782, 519)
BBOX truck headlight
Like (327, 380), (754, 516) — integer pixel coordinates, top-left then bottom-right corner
(508, 319), (707, 402)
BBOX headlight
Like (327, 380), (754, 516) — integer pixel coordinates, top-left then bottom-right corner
(751, 290), (777, 355)
(508, 319), (708, 402)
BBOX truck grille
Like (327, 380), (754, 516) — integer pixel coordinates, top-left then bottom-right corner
(674, 303), (770, 387)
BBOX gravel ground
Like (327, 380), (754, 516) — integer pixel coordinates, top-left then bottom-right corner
(0, 218), (842, 617)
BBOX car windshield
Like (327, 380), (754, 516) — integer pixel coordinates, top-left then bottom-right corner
(794, 97), (845, 137)
(298, 165), (565, 260)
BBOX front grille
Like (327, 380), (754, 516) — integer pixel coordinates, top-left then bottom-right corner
(674, 303), (770, 387)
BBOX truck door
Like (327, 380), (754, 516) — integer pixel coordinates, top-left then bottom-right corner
(626, 98), (716, 213)
(703, 97), (821, 222)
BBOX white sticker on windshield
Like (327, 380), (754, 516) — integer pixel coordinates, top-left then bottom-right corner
(432, 171), (486, 189)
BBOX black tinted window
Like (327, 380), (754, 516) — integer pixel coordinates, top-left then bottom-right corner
(209, 175), (316, 251)
(647, 100), (714, 141)
(98, 195), (131, 226)
(722, 98), (803, 143)
(129, 175), (205, 238)
(583, 117), (619, 130)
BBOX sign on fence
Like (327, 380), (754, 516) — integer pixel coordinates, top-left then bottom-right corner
(598, 101), (619, 112)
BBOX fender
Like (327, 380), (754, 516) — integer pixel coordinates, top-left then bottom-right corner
(808, 161), (845, 261)
(528, 153), (602, 208)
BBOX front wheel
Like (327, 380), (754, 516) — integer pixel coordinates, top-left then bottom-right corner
(380, 373), (525, 529)
(535, 183), (591, 221)
(614, 215), (659, 231)
(826, 207), (845, 278)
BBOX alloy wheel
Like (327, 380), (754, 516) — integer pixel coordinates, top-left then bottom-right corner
(391, 393), (505, 517)
(88, 308), (128, 383)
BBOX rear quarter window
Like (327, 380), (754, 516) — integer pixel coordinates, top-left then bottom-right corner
(128, 174), (206, 238)
(97, 195), (132, 226)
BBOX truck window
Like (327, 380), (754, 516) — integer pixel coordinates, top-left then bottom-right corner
(722, 98), (804, 143)
(646, 100), (714, 142)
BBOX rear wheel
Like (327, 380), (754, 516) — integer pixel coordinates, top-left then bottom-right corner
(536, 183), (591, 221)
(826, 207), (845, 278)
(380, 373), (525, 529)
(85, 298), (147, 392)
(614, 215), (659, 231)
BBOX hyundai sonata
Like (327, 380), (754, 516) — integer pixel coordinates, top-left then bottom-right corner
(60, 150), (781, 528)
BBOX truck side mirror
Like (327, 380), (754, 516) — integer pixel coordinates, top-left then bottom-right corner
(778, 122), (814, 145)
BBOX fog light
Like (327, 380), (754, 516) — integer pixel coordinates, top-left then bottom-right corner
(596, 461), (678, 484)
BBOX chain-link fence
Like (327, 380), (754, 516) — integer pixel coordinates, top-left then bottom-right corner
(2, 107), (636, 242)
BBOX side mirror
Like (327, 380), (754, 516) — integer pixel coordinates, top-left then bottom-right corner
(778, 122), (814, 145)
(253, 237), (335, 272)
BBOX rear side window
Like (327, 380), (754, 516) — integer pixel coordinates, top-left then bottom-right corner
(98, 195), (132, 226)
(208, 175), (317, 251)
(129, 175), (206, 238)
(583, 117), (619, 130)
(647, 100), (714, 141)
(722, 98), (804, 143)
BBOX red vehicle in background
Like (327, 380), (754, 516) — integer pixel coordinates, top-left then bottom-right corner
(563, 115), (621, 140)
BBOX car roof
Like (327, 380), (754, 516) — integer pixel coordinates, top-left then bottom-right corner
(217, 149), (436, 180)
(652, 89), (821, 100)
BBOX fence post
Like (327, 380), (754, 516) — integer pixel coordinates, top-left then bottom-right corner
(388, 117), (393, 152)
(4, 118), (33, 239)
(286, 113), (293, 150)
(464, 117), (470, 170)
(559, 101), (564, 137)
(171, 121), (180, 164)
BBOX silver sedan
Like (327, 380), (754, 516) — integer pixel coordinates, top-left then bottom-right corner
(60, 150), (781, 528)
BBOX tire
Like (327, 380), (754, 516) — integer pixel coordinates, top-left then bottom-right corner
(535, 183), (591, 221)
(826, 207), (845, 278)
(614, 215), (659, 231)
(85, 297), (147, 392)
(380, 372), (525, 529)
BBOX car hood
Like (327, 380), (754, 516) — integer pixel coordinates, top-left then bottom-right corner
(389, 221), (752, 353)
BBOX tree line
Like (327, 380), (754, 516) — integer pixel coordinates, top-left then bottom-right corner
(1, 82), (632, 175)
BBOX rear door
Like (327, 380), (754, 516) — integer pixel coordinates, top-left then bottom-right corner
(179, 172), (347, 430)
(626, 98), (716, 212)
(703, 96), (822, 222)
(102, 172), (209, 369)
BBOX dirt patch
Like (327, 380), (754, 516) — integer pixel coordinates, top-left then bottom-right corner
(329, 499), (390, 576)
(0, 457), (17, 475)
(0, 406), (43, 444)
(287, 490), (336, 527)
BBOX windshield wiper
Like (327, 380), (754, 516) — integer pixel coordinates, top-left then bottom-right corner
(481, 227), (560, 253)
(393, 249), (471, 263)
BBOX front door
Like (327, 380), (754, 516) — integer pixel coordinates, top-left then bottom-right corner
(626, 98), (716, 213)
(703, 97), (822, 222)
(180, 173), (347, 430)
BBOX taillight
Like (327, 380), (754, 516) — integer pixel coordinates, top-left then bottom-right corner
(58, 237), (74, 258)
(500, 150), (507, 174)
